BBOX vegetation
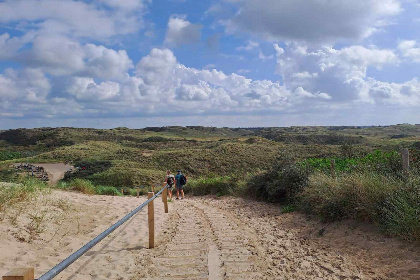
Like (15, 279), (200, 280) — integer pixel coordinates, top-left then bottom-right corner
(1, 125), (419, 240)
(56, 179), (148, 196)
(300, 172), (419, 241)
(246, 155), (309, 203)
(0, 178), (47, 211)
(185, 176), (238, 196)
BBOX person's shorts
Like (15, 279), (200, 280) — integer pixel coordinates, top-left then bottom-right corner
(176, 184), (184, 191)
(167, 184), (173, 191)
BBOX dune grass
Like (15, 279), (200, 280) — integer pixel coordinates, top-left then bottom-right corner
(300, 172), (420, 241)
(0, 178), (47, 211)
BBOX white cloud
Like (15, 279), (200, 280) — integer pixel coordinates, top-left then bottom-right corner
(258, 50), (274, 61)
(19, 36), (133, 79)
(236, 41), (259, 51)
(0, 68), (50, 103)
(398, 40), (420, 62)
(274, 43), (405, 103)
(0, 0), (147, 40)
(164, 15), (202, 47)
(66, 77), (120, 101)
(0, 47), (418, 123)
(96, 0), (147, 11)
(224, 0), (401, 43)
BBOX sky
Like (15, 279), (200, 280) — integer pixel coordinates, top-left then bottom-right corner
(0, 0), (419, 129)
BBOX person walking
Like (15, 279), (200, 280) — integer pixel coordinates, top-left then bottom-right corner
(165, 170), (175, 200)
(174, 170), (186, 200)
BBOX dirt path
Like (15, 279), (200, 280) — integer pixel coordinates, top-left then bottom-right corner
(135, 199), (265, 279)
(134, 197), (419, 280)
(1, 193), (419, 280)
(36, 163), (72, 184)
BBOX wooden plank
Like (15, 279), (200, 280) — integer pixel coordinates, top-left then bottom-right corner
(163, 188), (168, 213)
(3, 267), (34, 280)
(402, 148), (409, 173)
(330, 159), (335, 179)
(148, 192), (155, 249)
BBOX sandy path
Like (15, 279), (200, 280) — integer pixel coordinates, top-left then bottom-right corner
(134, 199), (264, 279)
(134, 197), (419, 280)
(1, 194), (419, 280)
(36, 163), (73, 184)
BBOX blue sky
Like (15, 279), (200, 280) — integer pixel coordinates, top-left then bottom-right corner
(0, 0), (419, 129)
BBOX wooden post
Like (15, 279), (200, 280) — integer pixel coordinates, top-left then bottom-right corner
(330, 159), (335, 178)
(402, 148), (409, 173)
(3, 267), (34, 280)
(136, 187), (139, 198)
(148, 192), (155, 249)
(121, 188), (124, 195)
(162, 188), (168, 213)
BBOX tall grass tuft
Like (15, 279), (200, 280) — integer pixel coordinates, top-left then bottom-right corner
(300, 172), (420, 241)
(67, 178), (96, 195)
(185, 176), (237, 196)
(0, 178), (47, 211)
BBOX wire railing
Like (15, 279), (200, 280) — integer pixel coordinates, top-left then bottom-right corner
(2, 185), (169, 280)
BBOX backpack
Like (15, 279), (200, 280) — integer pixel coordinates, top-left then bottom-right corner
(179, 175), (187, 185)
(167, 176), (174, 185)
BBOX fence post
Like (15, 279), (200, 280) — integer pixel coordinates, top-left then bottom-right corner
(148, 192), (155, 249)
(402, 148), (409, 173)
(162, 188), (168, 213)
(121, 188), (124, 195)
(136, 187), (139, 198)
(2, 267), (34, 280)
(330, 159), (335, 178)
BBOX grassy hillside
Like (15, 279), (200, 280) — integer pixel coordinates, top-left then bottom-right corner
(0, 125), (419, 188)
(1, 125), (419, 240)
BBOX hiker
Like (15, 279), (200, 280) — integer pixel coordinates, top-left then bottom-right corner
(175, 170), (187, 200)
(165, 170), (175, 200)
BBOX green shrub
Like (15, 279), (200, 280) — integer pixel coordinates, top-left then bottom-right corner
(63, 160), (112, 181)
(185, 176), (237, 196)
(299, 150), (403, 176)
(300, 172), (420, 241)
(68, 179), (96, 195)
(95, 185), (121, 196)
(142, 136), (170, 142)
(379, 180), (420, 241)
(247, 156), (309, 203)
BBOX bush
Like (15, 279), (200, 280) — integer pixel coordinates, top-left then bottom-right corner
(142, 136), (170, 142)
(185, 176), (237, 196)
(63, 160), (112, 181)
(68, 179), (96, 194)
(246, 156), (308, 203)
(300, 172), (420, 241)
(95, 185), (121, 196)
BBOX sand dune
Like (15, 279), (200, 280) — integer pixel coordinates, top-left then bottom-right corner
(0, 192), (419, 280)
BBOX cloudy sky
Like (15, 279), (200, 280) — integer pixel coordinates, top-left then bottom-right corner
(0, 0), (419, 129)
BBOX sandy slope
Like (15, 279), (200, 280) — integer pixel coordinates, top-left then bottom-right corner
(0, 190), (167, 280)
(0, 193), (419, 280)
(36, 163), (73, 184)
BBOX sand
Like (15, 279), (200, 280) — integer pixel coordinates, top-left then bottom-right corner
(0, 190), (167, 280)
(1, 193), (419, 280)
(35, 163), (73, 185)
